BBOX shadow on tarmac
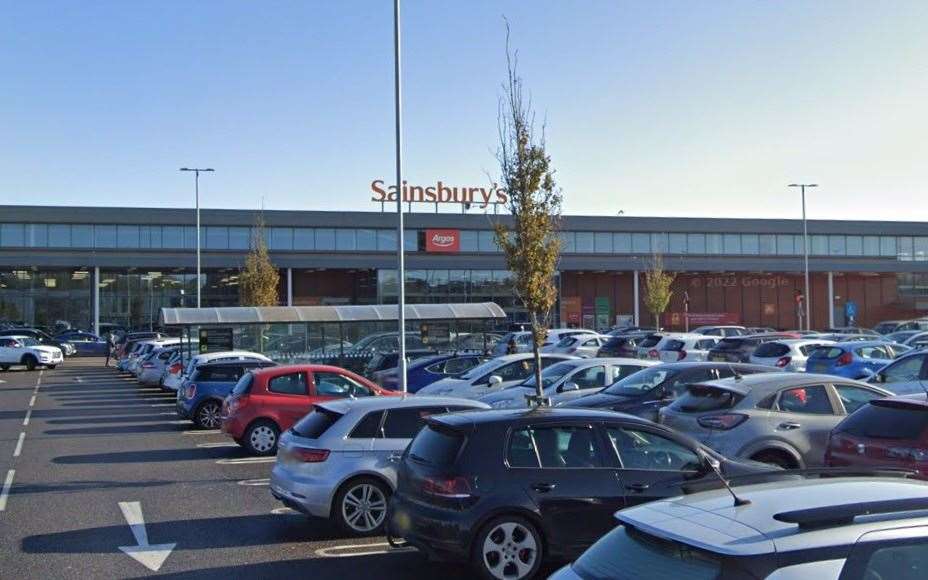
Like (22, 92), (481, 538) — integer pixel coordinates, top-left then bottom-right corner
(53, 446), (247, 464)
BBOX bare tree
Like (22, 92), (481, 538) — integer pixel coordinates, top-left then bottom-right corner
(643, 253), (675, 330)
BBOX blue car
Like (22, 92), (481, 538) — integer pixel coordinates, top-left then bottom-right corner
(55, 331), (109, 356)
(805, 340), (906, 379)
(372, 353), (487, 392)
(176, 360), (277, 429)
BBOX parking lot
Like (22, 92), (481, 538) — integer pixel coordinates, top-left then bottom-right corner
(0, 358), (484, 578)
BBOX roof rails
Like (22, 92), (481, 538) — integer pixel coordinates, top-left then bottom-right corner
(774, 497), (928, 530)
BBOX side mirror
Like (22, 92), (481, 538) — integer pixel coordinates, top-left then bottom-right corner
(559, 382), (580, 393)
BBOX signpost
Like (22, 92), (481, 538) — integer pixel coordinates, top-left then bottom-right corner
(198, 328), (234, 354)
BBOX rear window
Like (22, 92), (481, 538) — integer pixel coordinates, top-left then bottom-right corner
(407, 424), (465, 467)
(753, 342), (789, 358)
(556, 337), (577, 347)
(811, 346), (843, 359)
(639, 335), (662, 348)
(291, 407), (344, 438)
(662, 339), (685, 352)
(715, 338), (743, 351)
(676, 385), (743, 413)
(231, 372), (254, 396)
(193, 366), (245, 382)
(837, 402), (928, 440)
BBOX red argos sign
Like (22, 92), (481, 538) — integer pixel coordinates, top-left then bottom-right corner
(425, 229), (460, 253)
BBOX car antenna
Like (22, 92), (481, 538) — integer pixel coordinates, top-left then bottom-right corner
(728, 364), (742, 381)
(699, 449), (751, 507)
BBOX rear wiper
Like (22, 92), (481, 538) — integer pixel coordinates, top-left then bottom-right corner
(408, 453), (429, 464)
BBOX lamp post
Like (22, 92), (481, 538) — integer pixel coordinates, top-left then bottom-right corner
(180, 167), (214, 309)
(393, 0), (407, 393)
(789, 183), (817, 330)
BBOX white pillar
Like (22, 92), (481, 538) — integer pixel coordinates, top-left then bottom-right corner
(633, 270), (640, 326)
(286, 268), (293, 307)
(827, 271), (835, 328)
(93, 266), (100, 335)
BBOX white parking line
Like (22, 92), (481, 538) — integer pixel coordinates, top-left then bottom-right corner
(271, 507), (297, 515)
(314, 542), (416, 558)
(215, 457), (277, 465)
(28, 396), (36, 407)
(150, 404), (175, 407)
(196, 442), (238, 448)
(22, 410), (31, 427)
(237, 478), (270, 486)
(13, 433), (25, 457)
(0, 469), (14, 512)
(182, 430), (222, 436)
(168, 420), (193, 425)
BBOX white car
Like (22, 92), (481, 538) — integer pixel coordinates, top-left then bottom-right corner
(416, 353), (578, 399)
(128, 339), (182, 376)
(652, 333), (720, 363)
(163, 350), (273, 391)
(492, 328), (596, 356)
(691, 325), (749, 337)
(749, 338), (835, 371)
(542, 333), (610, 357)
(0, 335), (64, 371)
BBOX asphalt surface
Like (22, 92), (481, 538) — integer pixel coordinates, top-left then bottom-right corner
(0, 358), (479, 579)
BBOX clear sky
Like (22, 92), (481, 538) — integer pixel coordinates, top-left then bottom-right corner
(1, 1), (926, 220)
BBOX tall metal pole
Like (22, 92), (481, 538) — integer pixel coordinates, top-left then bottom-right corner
(394, 0), (407, 393)
(790, 183), (817, 331)
(195, 171), (201, 309)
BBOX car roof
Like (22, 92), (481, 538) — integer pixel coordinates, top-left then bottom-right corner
(251, 363), (360, 376)
(691, 372), (877, 396)
(767, 338), (834, 346)
(616, 477), (928, 556)
(828, 340), (894, 348)
(429, 406), (655, 430)
(1, 334), (33, 340)
(315, 395), (490, 415)
(197, 359), (277, 368)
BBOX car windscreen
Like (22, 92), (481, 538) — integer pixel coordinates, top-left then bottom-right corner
(639, 335), (662, 348)
(460, 358), (507, 380)
(603, 367), (673, 396)
(836, 402), (928, 440)
(230, 372), (254, 396)
(291, 407), (344, 438)
(518, 361), (577, 389)
(406, 424), (465, 467)
(572, 525), (722, 580)
(753, 342), (790, 358)
(675, 385), (744, 413)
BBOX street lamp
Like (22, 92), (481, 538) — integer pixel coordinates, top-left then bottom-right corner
(393, 0), (407, 393)
(180, 167), (214, 309)
(789, 183), (817, 330)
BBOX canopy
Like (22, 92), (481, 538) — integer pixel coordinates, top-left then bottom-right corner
(159, 302), (506, 326)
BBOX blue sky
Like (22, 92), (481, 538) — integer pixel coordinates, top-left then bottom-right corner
(1, 1), (926, 220)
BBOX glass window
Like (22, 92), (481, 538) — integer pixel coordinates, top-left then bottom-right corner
(356, 229), (377, 251)
(94, 225), (117, 248)
(349, 411), (384, 438)
(706, 233), (723, 254)
(594, 232), (612, 253)
(558, 231), (575, 253)
(312, 371), (372, 397)
(833, 385), (881, 414)
(228, 227), (250, 250)
(687, 233), (706, 254)
(381, 407), (446, 439)
(315, 228), (335, 250)
(668, 233), (686, 254)
(48, 224), (70, 247)
(880, 236), (897, 257)
(508, 426), (602, 468)
(632, 233), (650, 253)
(0, 224), (25, 247)
(829, 235), (846, 256)
(71, 225), (92, 247)
(777, 385), (834, 415)
(404, 229), (418, 252)
(758, 234), (776, 255)
(613, 233), (631, 253)
(915, 238), (928, 261)
(24, 224), (48, 247)
(205, 226), (228, 250)
(460, 230), (478, 252)
(270, 227), (293, 250)
(898, 237), (914, 260)
(723, 234), (741, 254)
(184, 226), (197, 249)
(267, 372), (307, 395)
(161, 226), (183, 248)
(607, 427), (701, 471)
(138, 225), (151, 248)
(739, 234), (758, 254)
(575, 232), (594, 252)
(846, 236), (863, 256)
(478, 230), (497, 252)
(858, 541), (928, 580)
(116, 225), (138, 248)
(811, 235), (828, 256)
(776, 234), (795, 255)
(570, 366), (606, 389)
(651, 233), (668, 253)
(863, 236), (880, 256)
(290, 228), (313, 250)
(375, 229), (395, 251)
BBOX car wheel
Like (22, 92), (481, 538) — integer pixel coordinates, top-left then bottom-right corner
(334, 477), (390, 535)
(752, 450), (799, 469)
(46, 364), (57, 370)
(472, 515), (543, 580)
(194, 400), (223, 430)
(243, 420), (279, 456)
(0, 365), (9, 371)
(23, 356), (37, 371)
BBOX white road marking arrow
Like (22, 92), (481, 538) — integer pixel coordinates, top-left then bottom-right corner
(118, 501), (176, 572)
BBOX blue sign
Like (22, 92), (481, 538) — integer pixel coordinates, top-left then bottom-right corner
(845, 301), (858, 320)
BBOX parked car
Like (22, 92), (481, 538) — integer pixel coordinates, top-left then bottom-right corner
(491, 329), (595, 357)
(177, 360), (278, 429)
(706, 333), (799, 363)
(371, 353), (488, 393)
(542, 333), (610, 357)
(866, 350), (928, 396)
(164, 350), (272, 391)
(633, 332), (664, 359)
(805, 340), (904, 380)
(0, 335), (64, 370)
(270, 396), (489, 535)
(825, 326), (880, 336)
(903, 331), (928, 349)
(221, 364), (399, 455)
(552, 476), (928, 580)
(650, 333), (719, 362)
(691, 325), (748, 337)
(884, 330), (923, 344)
(388, 407), (778, 580)
(606, 325), (648, 335)
(659, 373), (892, 468)
(363, 349), (436, 379)
(115, 331), (167, 358)
(127, 339), (180, 376)
(749, 338), (835, 371)
(595, 332), (649, 358)
(415, 353), (578, 399)
(448, 332), (503, 353)
(874, 318), (928, 335)
(136, 346), (180, 386)
(478, 358), (658, 409)
(0, 328), (75, 357)
(54, 331), (109, 356)
(561, 362), (778, 421)
(745, 326), (777, 334)
(324, 332), (426, 373)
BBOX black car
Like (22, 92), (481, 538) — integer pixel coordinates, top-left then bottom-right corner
(388, 407), (777, 580)
(706, 333), (797, 363)
(595, 332), (649, 358)
(560, 362), (778, 421)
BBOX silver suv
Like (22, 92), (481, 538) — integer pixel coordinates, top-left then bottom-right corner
(659, 373), (892, 468)
(269, 396), (488, 535)
(553, 476), (928, 580)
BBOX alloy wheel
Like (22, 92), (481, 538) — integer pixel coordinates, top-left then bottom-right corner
(197, 402), (222, 429)
(341, 483), (387, 533)
(482, 522), (538, 579)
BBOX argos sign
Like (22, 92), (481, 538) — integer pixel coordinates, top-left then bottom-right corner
(425, 229), (460, 253)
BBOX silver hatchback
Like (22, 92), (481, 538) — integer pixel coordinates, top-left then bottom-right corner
(270, 396), (488, 535)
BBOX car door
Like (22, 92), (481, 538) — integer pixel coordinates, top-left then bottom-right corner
(552, 365), (607, 400)
(265, 371), (312, 428)
(872, 353), (928, 396)
(506, 423), (625, 555)
(0, 337), (18, 364)
(604, 423), (705, 508)
(372, 406), (449, 473)
(770, 384), (840, 466)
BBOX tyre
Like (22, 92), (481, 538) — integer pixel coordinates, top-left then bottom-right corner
(46, 364), (57, 370)
(194, 400), (223, 430)
(472, 515), (543, 580)
(23, 355), (37, 371)
(752, 450), (798, 470)
(243, 420), (279, 456)
(333, 477), (390, 535)
(0, 365), (9, 371)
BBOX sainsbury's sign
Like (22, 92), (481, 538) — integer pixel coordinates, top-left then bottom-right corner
(425, 229), (460, 253)
(371, 180), (508, 208)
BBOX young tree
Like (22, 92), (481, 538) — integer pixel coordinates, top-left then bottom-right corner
(643, 253), (676, 330)
(493, 24), (562, 406)
(239, 216), (280, 307)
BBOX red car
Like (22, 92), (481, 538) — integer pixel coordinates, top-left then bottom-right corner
(825, 395), (928, 479)
(222, 364), (399, 455)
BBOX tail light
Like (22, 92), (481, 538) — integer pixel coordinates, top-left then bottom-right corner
(698, 413), (748, 430)
(836, 352), (853, 366)
(648, 349), (659, 359)
(169, 362), (182, 374)
(227, 395), (247, 414)
(677, 350), (687, 361)
(291, 447), (330, 462)
(775, 356), (792, 368)
(422, 476), (472, 499)
(185, 384), (197, 399)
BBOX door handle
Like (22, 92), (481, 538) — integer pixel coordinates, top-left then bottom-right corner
(778, 422), (801, 430)
(625, 483), (650, 493)
(388, 452), (403, 463)
(531, 483), (557, 493)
